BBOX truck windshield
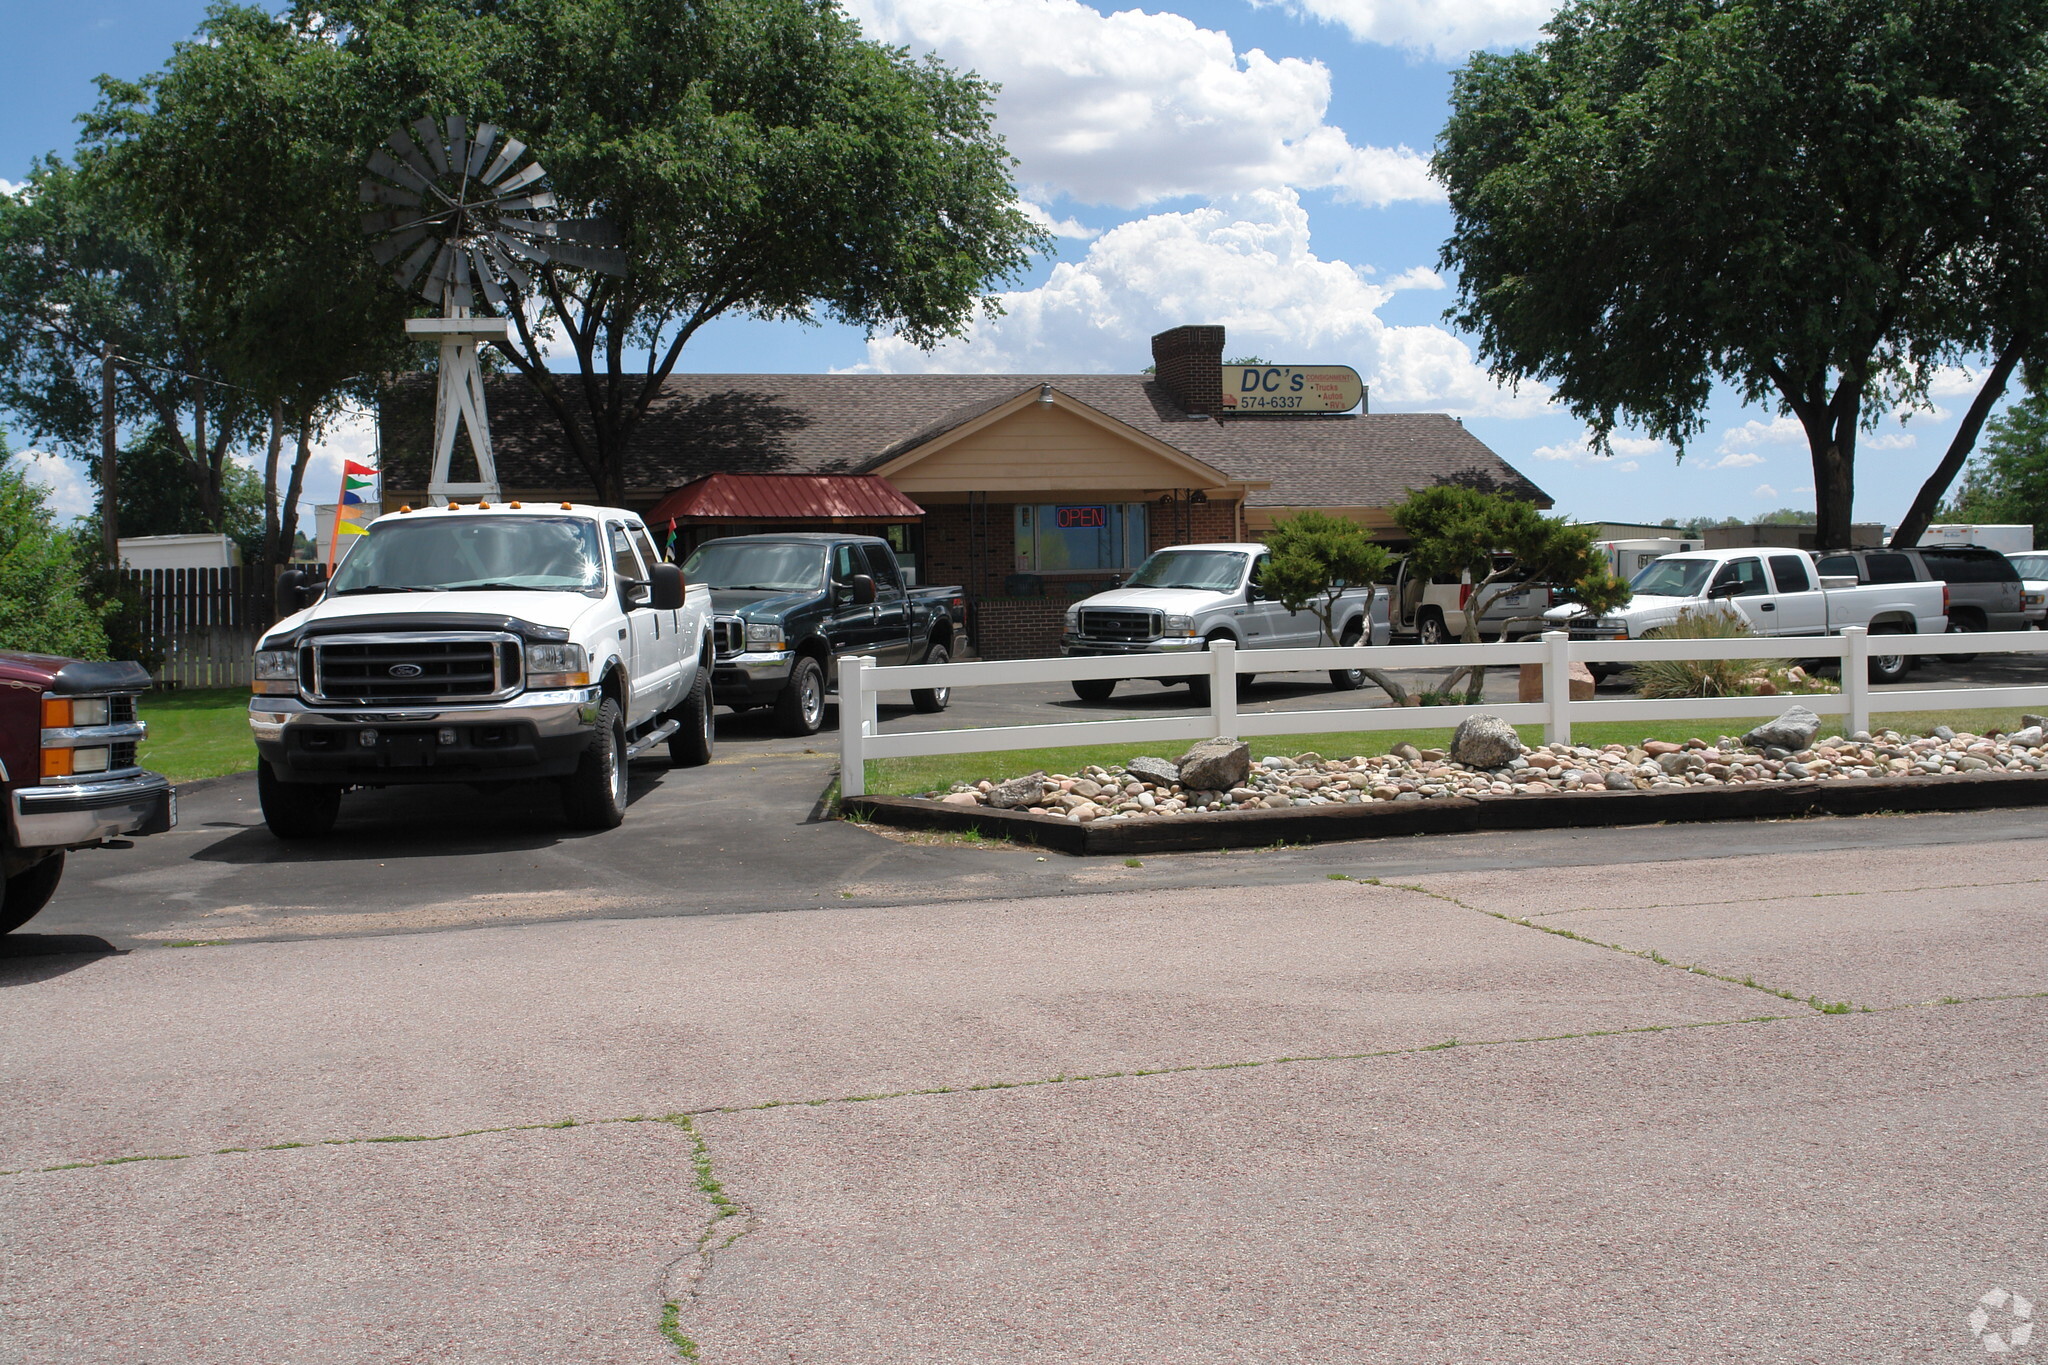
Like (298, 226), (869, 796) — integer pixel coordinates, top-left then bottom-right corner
(682, 541), (826, 592)
(1629, 558), (1714, 598)
(1125, 550), (1248, 591)
(329, 517), (605, 595)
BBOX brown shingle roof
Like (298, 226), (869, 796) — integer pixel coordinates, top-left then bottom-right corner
(378, 373), (1546, 507)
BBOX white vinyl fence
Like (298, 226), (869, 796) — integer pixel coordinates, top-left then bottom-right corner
(836, 627), (2048, 797)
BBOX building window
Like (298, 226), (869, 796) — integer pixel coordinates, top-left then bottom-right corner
(1014, 503), (1149, 572)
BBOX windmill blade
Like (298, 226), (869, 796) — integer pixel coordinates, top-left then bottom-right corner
(359, 178), (425, 209)
(470, 245), (510, 311)
(466, 124), (501, 180)
(367, 149), (433, 197)
(370, 225), (430, 266)
(482, 137), (528, 187)
(387, 127), (439, 186)
(450, 243), (475, 310)
(361, 209), (424, 236)
(393, 234), (441, 292)
(492, 230), (554, 265)
(553, 218), (625, 248)
(495, 161), (548, 196)
(422, 239), (457, 301)
(412, 116), (451, 177)
(494, 191), (559, 213)
(485, 237), (534, 296)
(537, 240), (628, 275)
(443, 115), (469, 182)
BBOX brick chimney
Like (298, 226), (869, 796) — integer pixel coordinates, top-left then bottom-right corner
(1150, 325), (1225, 417)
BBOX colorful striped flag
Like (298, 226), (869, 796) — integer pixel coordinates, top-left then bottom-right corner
(328, 459), (381, 570)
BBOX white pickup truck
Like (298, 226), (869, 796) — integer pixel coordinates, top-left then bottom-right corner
(1060, 542), (1390, 702)
(1544, 546), (1947, 683)
(249, 502), (715, 837)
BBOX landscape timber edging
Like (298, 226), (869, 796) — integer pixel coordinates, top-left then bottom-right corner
(840, 770), (2048, 855)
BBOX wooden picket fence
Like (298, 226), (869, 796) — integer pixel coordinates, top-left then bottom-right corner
(125, 566), (322, 690)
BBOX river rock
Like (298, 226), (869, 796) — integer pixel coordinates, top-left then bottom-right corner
(1390, 742), (1423, 762)
(1126, 756), (1181, 786)
(1448, 714), (1523, 769)
(1175, 738), (1251, 791)
(2007, 725), (2044, 748)
(939, 791), (983, 806)
(1743, 705), (1823, 752)
(1603, 770), (1636, 790)
(987, 774), (1047, 809)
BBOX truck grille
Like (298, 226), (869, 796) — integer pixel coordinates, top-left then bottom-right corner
(1078, 609), (1159, 642)
(307, 633), (521, 704)
(712, 617), (746, 659)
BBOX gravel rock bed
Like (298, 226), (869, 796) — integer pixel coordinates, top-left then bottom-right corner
(918, 719), (2048, 824)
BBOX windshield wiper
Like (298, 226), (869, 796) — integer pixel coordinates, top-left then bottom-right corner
(330, 585), (434, 595)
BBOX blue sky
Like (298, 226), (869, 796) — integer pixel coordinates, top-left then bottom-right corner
(0, 0), (2000, 530)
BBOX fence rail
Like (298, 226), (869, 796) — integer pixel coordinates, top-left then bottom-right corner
(836, 627), (2048, 796)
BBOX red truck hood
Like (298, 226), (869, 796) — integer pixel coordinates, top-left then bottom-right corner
(0, 653), (153, 695)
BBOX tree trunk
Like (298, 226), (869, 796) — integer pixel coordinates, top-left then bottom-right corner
(1804, 386), (1861, 551)
(260, 399), (284, 567)
(278, 410), (315, 565)
(1890, 343), (2026, 549)
(99, 343), (120, 562)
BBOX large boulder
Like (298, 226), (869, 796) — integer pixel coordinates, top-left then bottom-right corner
(987, 773), (1048, 809)
(1742, 705), (1822, 752)
(1449, 714), (1524, 769)
(1175, 739), (1250, 791)
(1126, 756), (1181, 787)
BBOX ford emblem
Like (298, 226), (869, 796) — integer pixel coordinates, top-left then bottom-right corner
(387, 663), (424, 678)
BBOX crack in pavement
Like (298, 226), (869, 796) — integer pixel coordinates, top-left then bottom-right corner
(1511, 873), (2048, 919)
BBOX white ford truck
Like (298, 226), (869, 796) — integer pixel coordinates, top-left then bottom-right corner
(1543, 546), (1947, 683)
(1059, 542), (1391, 702)
(249, 502), (714, 838)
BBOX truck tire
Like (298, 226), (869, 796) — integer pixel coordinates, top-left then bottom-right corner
(1329, 621), (1366, 690)
(1944, 612), (1984, 663)
(911, 642), (952, 713)
(258, 761), (342, 839)
(1416, 611), (1448, 646)
(669, 668), (715, 767)
(1072, 678), (1116, 702)
(561, 698), (628, 830)
(0, 853), (65, 935)
(776, 656), (827, 736)
(1868, 627), (1912, 684)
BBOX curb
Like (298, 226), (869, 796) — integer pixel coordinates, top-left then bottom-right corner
(841, 771), (2048, 855)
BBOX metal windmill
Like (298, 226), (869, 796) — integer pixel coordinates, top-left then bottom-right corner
(360, 115), (625, 503)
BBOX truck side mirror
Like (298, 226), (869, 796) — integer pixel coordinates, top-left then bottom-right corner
(1707, 580), (1738, 599)
(648, 563), (685, 611)
(852, 574), (877, 605)
(276, 569), (320, 616)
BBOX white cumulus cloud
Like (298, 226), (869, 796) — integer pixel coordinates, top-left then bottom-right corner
(1530, 430), (1660, 469)
(1262, 0), (1559, 60)
(1710, 452), (1764, 469)
(843, 0), (1439, 209)
(1017, 200), (1099, 241)
(849, 189), (1546, 417)
(1383, 266), (1445, 291)
(0, 178), (24, 200)
(1716, 416), (1805, 453)
(1863, 431), (1917, 451)
(1752, 483), (1778, 500)
(12, 449), (96, 523)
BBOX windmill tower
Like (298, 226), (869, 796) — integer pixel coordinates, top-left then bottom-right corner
(360, 116), (624, 504)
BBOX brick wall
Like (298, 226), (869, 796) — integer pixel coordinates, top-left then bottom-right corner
(973, 598), (1068, 660)
(1151, 326), (1225, 417)
(1150, 497), (1242, 550)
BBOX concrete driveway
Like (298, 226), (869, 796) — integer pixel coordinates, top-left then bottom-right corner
(3, 832), (2042, 1362)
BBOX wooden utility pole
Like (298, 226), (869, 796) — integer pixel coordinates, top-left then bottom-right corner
(99, 342), (120, 562)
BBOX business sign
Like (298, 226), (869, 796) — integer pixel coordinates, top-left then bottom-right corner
(1220, 364), (1364, 413)
(1055, 505), (1108, 529)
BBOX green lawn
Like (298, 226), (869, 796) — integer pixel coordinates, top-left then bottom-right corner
(866, 706), (2035, 797)
(139, 688), (256, 783)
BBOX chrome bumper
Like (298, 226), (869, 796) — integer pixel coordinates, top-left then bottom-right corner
(13, 772), (176, 849)
(720, 650), (795, 679)
(248, 687), (605, 741)
(1061, 636), (1207, 655)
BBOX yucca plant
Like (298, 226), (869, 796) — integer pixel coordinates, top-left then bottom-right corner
(1631, 608), (1777, 699)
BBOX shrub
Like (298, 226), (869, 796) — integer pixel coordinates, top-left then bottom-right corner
(1631, 609), (1767, 699)
(0, 451), (110, 660)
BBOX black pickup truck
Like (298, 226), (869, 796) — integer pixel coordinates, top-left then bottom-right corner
(683, 533), (968, 736)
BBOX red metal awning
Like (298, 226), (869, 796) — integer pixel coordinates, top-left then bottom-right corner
(645, 473), (924, 526)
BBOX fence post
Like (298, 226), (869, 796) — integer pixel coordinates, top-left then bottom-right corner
(837, 654), (867, 798)
(1542, 630), (1572, 746)
(1210, 638), (1238, 740)
(1842, 626), (1871, 738)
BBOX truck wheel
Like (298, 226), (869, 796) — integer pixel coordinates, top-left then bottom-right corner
(1072, 678), (1116, 702)
(0, 853), (65, 935)
(561, 698), (628, 830)
(1944, 613), (1984, 663)
(669, 668), (715, 768)
(258, 761), (342, 840)
(1417, 611), (1447, 647)
(775, 656), (826, 736)
(1868, 628), (1911, 684)
(911, 642), (951, 713)
(1329, 622), (1366, 690)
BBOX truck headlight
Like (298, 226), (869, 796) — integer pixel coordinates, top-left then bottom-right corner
(1064, 606), (1082, 633)
(252, 648), (299, 695)
(524, 642), (590, 688)
(745, 623), (786, 651)
(1163, 614), (1195, 637)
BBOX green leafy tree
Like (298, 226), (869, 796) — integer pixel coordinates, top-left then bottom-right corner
(1435, 0), (2048, 551)
(0, 439), (111, 660)
(172, 0), (1046, 506)
(1942, 388), (2048, 539)
(76, 425), (269, 563)
(1394, 485), (1630, 700)
(1264, 510), (1413, 701)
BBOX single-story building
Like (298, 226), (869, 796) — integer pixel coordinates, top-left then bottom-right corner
(379, 325), (1549, 657)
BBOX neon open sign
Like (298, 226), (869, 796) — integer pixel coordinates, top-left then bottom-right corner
(1056, 505), (1108, 529)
